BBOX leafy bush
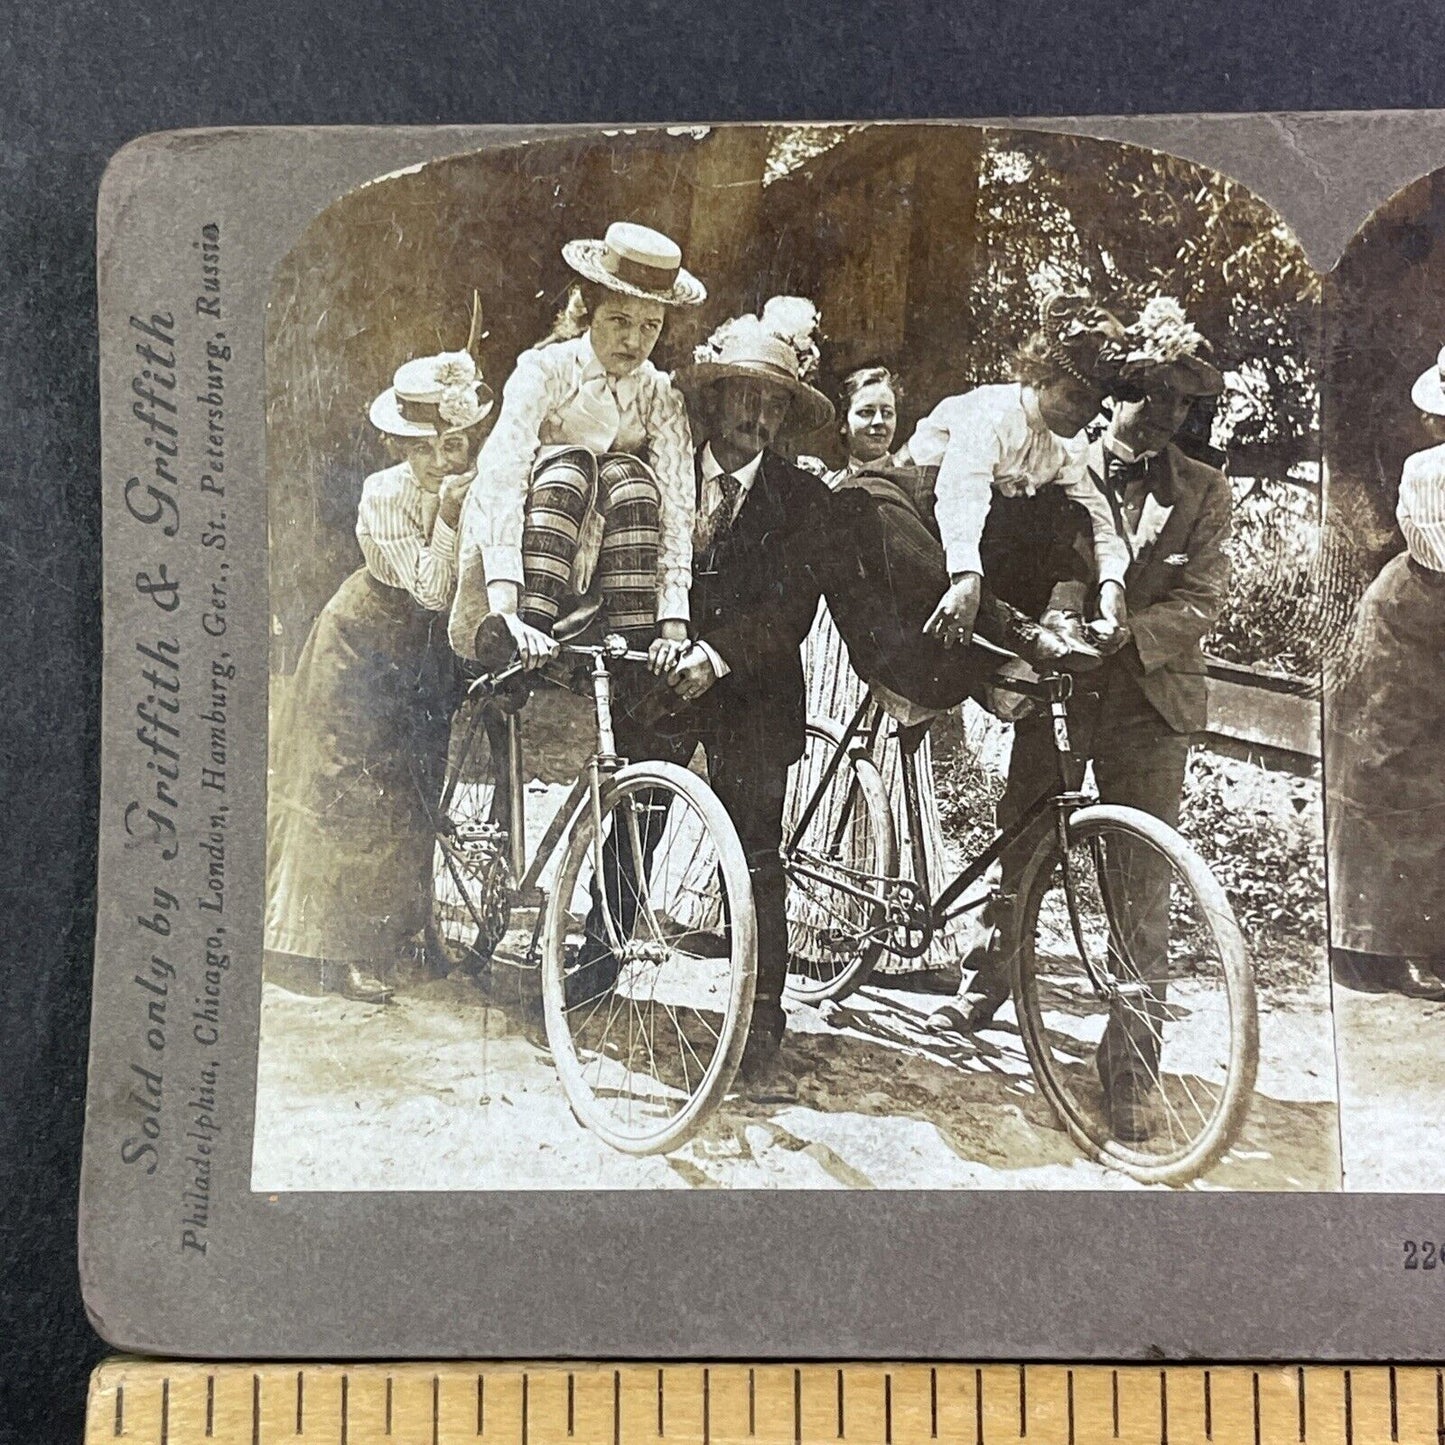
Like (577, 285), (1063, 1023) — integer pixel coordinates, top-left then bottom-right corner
(1177, 751), (1326, 950)
(933, 732), (1326, 965)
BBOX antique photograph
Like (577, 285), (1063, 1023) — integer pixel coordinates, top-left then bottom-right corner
(1325, 164), (1445, 1190)
(251, 123), (1337, 1192)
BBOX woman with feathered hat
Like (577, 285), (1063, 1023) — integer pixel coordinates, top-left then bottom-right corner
(266, 349), (494, 1003)
(821, 293), (1135, 714)
(449, 221), (706, 679)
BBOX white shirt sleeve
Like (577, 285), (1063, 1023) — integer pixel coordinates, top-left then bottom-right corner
(1058, 459), (1131, 586)
(929, 396), (1006, 577)
(693, 638), (730, 679)
(642, 371), (696, 622)
(355, 472), (458, 612)
(461, 347), (557, 587)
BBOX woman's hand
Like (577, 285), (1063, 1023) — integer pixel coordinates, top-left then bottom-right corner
(648, 619), (691, 677)
(923, 573), (983, 647)
(438, 468), (475, 530)
(500, 612), (560, 671)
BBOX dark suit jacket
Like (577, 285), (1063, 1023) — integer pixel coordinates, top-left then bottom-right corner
(1080, 438), (1233, 734)
(686, 448), (840, 766)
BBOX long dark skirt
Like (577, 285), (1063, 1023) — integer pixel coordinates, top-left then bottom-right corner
(1327, 554), (1445, 959)
(265, 567), (459, 965)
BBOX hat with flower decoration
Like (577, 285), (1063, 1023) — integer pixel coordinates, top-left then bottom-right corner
(1113, 296), (1224, 397)
(369, 351), (495, 438)
(673, 296), (835, 441)
(1035, 290), (1130, 390)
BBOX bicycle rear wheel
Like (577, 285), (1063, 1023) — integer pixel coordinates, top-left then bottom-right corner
(430, 697), (513, 974)
(540, 761), (756, 1155)
(782, 720), (898, 1004)
(1012, 803), (1257, 1186)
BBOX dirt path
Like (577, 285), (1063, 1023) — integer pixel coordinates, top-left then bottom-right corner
(1333, 988), (1445, 1190)
(252, 953), (1340, 1192)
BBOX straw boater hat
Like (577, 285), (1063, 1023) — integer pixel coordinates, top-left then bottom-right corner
(369, 351), (494, 438)
(1114, 296), (1224, 397)
(562, 221), (706, 307)
(1411, 345), (1445, 415)
(674, 296), (835, 442)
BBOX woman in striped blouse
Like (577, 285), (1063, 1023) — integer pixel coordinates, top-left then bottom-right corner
(265, 351), (493, 1004)
(449, 222), (705, 679)
(1328, 346), (1445, 1000)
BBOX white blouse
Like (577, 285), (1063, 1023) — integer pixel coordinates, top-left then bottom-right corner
(355, 462), (458, 613)
(902, 382), (1129, 587)
(456, 333), (696, 622)
(1399, 442), (1445, 571)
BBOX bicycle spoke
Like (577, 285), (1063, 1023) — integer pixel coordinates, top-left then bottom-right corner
(1015, 812), (1253, 1182)
(544, 762), (753, 1149)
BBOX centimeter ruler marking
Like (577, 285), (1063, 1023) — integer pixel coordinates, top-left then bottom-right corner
(87, 1362), (1445, 1445)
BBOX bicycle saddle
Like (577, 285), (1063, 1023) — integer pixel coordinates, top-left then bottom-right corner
(553, 592), (606, 643)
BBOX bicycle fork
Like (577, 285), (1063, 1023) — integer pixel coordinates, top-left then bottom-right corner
(1047, 689), (1117, 1002)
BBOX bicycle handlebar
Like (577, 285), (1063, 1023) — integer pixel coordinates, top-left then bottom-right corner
(466, 636), (654, 695)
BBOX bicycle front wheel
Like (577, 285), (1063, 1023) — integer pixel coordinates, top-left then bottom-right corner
(782, 720), (899, 1004)
(540, 761), (757, 1155)
(1012, 804), (1257, 1186)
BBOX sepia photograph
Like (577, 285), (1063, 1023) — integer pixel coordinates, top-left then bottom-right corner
(1324, 164), (1445, 1190)
(250, 123), (1337, 1193)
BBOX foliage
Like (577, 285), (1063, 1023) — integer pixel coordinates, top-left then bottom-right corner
(966, 134), (1352, 682)
(1206, 475), (1333, 681)
(763, 125), (857, 186)
(932, 733), (1325, 964)
(971, 133), (1320, 472)
(1177, 751), (1326, 954)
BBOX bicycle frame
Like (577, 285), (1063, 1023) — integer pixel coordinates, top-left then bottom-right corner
(438, 640), (654, 952)
(789, 666), (1094, 960)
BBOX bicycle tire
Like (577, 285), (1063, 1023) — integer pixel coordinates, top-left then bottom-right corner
(429, 698), (512, 975)
(783, 719), (899, 1004)
(540, 760), (757, 1155)
(1011, 803), (1258, 1186)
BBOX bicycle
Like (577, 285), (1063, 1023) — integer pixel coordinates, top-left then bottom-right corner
(429, 632), (757, 1155)
(780, 651), (1258, 1186)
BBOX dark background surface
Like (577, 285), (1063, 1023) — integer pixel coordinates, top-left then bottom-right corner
(4, 1), (1445, 1440)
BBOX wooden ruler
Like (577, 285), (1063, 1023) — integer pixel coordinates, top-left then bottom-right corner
(86, 1360), (1445, 1444)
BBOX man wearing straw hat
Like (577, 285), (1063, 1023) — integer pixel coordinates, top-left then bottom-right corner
(568, 297), (843, 1099)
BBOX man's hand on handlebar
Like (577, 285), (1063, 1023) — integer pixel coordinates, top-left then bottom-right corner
(647, 618), (691, 677)
(666, 645), (719, 704)
(923, 572), (982, 648)
(1088, 580), (1132, 656)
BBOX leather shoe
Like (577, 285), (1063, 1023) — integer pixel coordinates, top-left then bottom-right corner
(1395, 960), (1445, 1002)
(925, 932), (1010, 1034)
(1104, 1069), (1153, 1145)
(735, 1044), (800, 1104)
(321, 960), (394, 1004)
(564, 946), (622, 1010)
(924, 990), (1002, 1035)
(1333, 953), (1445, 1001)
(734, 1057), (803, 1098)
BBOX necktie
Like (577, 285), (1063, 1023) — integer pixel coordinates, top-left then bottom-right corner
(569, 371), (622, 455)
(1106, 449), (1149, 489)
(699, 471), (742, 553)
